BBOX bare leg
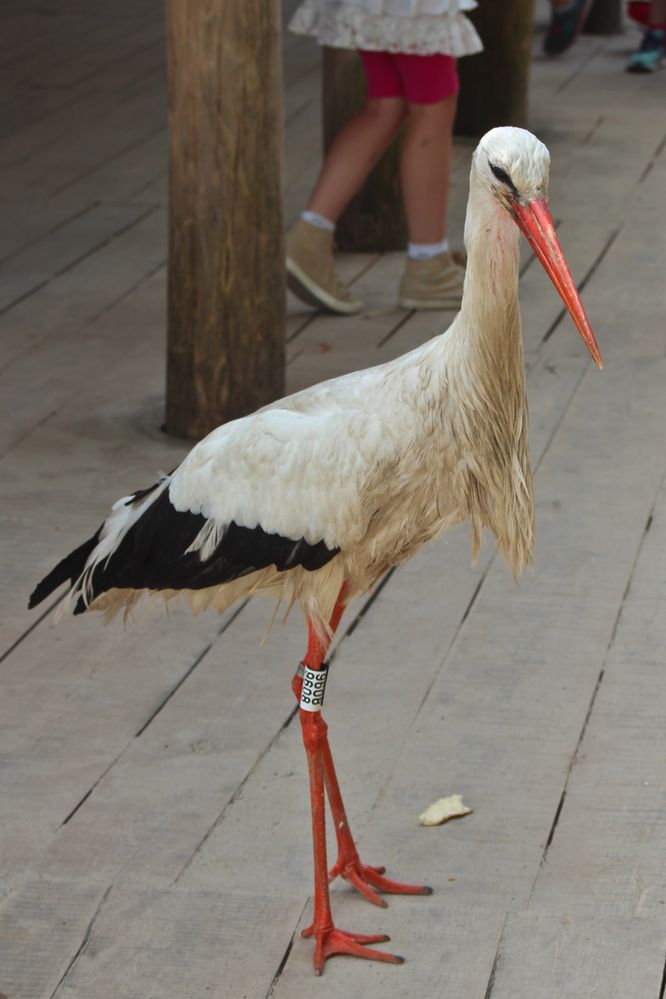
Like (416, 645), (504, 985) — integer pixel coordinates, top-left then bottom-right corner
(400, 95), (457, 244)
(307, 98), (407, 223)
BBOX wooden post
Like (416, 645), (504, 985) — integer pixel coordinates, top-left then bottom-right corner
(584, 0), (623, 34)
(166, 0), (285, 440)
(322, 48), (407, 252)
(454, 0), (534, 137)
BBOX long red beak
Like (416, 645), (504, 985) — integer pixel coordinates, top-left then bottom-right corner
(513, 198), (603, 369)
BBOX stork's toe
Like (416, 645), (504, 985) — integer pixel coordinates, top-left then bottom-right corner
(302, 923), (403, 975)
(330, 853), (433, 906)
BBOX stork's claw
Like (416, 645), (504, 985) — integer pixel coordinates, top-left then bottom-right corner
(301, 923), (403, 975)
(329, 854), (433, 908)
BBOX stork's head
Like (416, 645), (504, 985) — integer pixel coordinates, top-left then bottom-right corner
(474, 127), (603, 369)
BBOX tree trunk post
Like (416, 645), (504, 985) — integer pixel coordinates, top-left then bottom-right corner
(322, 47), (407, 252)
(454, 0), (534, 137)
(166, 0), (285, 440)
(583, 0), (623, 34)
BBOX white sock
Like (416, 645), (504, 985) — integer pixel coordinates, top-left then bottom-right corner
(407, 238), (450, 260)
(301, 210), (335, 233)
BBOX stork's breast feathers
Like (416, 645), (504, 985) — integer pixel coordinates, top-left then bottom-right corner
(169, 407), (392, 552)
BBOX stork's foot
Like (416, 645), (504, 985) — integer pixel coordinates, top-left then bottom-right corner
(329, 855), (433, 908)
(302, 922), (403, 975)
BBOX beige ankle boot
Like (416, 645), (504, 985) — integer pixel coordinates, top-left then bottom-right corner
(286, 220), (363, 315)
(398, 252), (466, 310)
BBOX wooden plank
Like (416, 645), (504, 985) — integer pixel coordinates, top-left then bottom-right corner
(0, 199), (102, 266)
(529, 478), (666, 921)
(540, 170), (666, 369)
(0, 117), (166, 262)
(0, 878), (110, 999)
(0, 209), (165, 408)
(544, 111), (666, 226)
(488, 911), (666, 999)
(10, 598), (305, 891)
(0, 203), (153, 312)
(125, 169), (168, 205)
(272, 898), (504, 997)
(0, 600), (229, 883)
(0, 270), (174, 652)
(528, 35), (606, 102)
(50, 124), (167, 201)
(35, 28), (164, 94)
(0, 87), (166, 197)
(0, 2), (157, 84)
(2, 883), (304, 999)
(0, 18), (165, 153)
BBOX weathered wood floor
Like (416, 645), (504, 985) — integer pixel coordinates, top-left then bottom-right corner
(1, 2), (665, 996)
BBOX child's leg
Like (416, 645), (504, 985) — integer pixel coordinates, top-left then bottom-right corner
(395, 54), (465, 310)
(307, 97), (407, 223)
(394, 53), (458, 247)
(286, 52), (406, 314)
(626, 0), (665, 71)
(400, 94), (457, 245)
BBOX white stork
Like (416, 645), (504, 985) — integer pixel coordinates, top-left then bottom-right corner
(30, 127), (603, 975)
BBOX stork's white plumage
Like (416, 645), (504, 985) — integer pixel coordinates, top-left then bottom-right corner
(30, 127), (603, 975)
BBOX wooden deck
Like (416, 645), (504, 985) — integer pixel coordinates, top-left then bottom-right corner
(1, 2), (666, 996)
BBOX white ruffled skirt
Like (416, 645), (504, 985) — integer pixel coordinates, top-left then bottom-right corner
(289, 0), (483, 57)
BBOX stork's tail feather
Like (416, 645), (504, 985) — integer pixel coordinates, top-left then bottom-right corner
(28, 530), (102, 610)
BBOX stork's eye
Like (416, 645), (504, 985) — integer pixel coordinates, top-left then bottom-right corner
(489, 162), (519, 198)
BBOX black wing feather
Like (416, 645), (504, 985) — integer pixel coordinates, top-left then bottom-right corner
(29, 487), (340, 615)
(28, 530), (102, 609)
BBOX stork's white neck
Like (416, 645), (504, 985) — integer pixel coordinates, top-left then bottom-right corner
(437, 164), (534, 578)
(459, 169), (522, 358)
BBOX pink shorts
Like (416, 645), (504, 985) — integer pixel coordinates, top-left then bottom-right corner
(359, 50), (459, 105)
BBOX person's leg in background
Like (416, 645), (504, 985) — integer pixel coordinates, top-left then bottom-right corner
(287, 49), (467, 315)
(543, 0), (593, 56)
(397, 53), (466, 310)
(627, 0), (665, 71)
(286, 53), (406, 314)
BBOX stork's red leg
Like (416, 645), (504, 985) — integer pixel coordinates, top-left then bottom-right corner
(322, 738), (433, 908)
(299, 706), (403, 974)
(293, 590), (430, 971)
